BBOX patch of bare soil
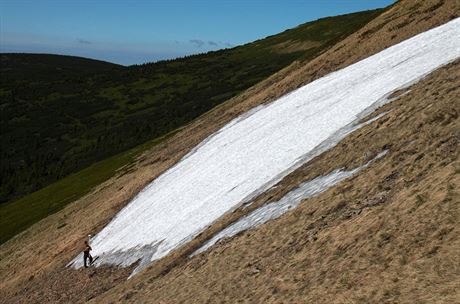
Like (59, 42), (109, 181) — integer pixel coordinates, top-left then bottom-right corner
(0, 0), (458, 303)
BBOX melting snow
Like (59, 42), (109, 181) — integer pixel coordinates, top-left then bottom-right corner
(192, 151), (388, 256)
(69, 18), (460, 275)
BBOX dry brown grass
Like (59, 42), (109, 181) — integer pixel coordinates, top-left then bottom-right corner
(1, 0), (459, 303)
(94, 57), (460, 304)
(271, 40), (322, 54)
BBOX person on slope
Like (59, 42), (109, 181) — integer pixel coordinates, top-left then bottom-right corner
(83, 240), (93, 268)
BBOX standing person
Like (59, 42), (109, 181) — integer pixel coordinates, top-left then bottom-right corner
(83, 240), (93, 268)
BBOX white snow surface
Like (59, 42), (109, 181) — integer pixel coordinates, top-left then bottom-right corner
(70, 18), (460, 273)
(192, 151), (388, 257)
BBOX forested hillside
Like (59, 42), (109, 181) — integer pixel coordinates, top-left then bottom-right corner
(0, 9), (382, 204)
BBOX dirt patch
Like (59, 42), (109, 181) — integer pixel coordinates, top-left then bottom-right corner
(4, 265), (134, 304)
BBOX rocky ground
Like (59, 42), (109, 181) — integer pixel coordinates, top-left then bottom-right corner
(1, 0), (459, 303)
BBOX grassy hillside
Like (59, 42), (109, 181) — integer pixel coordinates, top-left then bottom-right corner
(0, 9), (382, 205)
(2, 1), (460, 303)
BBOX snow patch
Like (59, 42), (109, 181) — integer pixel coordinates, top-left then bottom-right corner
(69, 18), (460, 276)
(192, 150), (388, 256)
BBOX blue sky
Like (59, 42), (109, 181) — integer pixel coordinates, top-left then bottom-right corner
(1, 0), (394, 65)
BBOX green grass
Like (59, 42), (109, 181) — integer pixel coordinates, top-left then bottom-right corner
(0, 131), (176, 244)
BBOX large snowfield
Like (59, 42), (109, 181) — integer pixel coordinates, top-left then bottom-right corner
(70, 18), (460, 274)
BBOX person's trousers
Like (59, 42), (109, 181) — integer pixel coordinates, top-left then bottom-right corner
(83, 251), (93, 267)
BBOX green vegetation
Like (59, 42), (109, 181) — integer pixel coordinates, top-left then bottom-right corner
(0, 131), (176, 244)
(0, 9), (383, 243)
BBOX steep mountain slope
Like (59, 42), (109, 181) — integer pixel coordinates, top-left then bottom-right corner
(0, 9), (382, 206)
(67, 17), (460, 276)
(115, 60), (460, 303)
(0, 10), (383, 245)
(0, 0), (459, 303)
